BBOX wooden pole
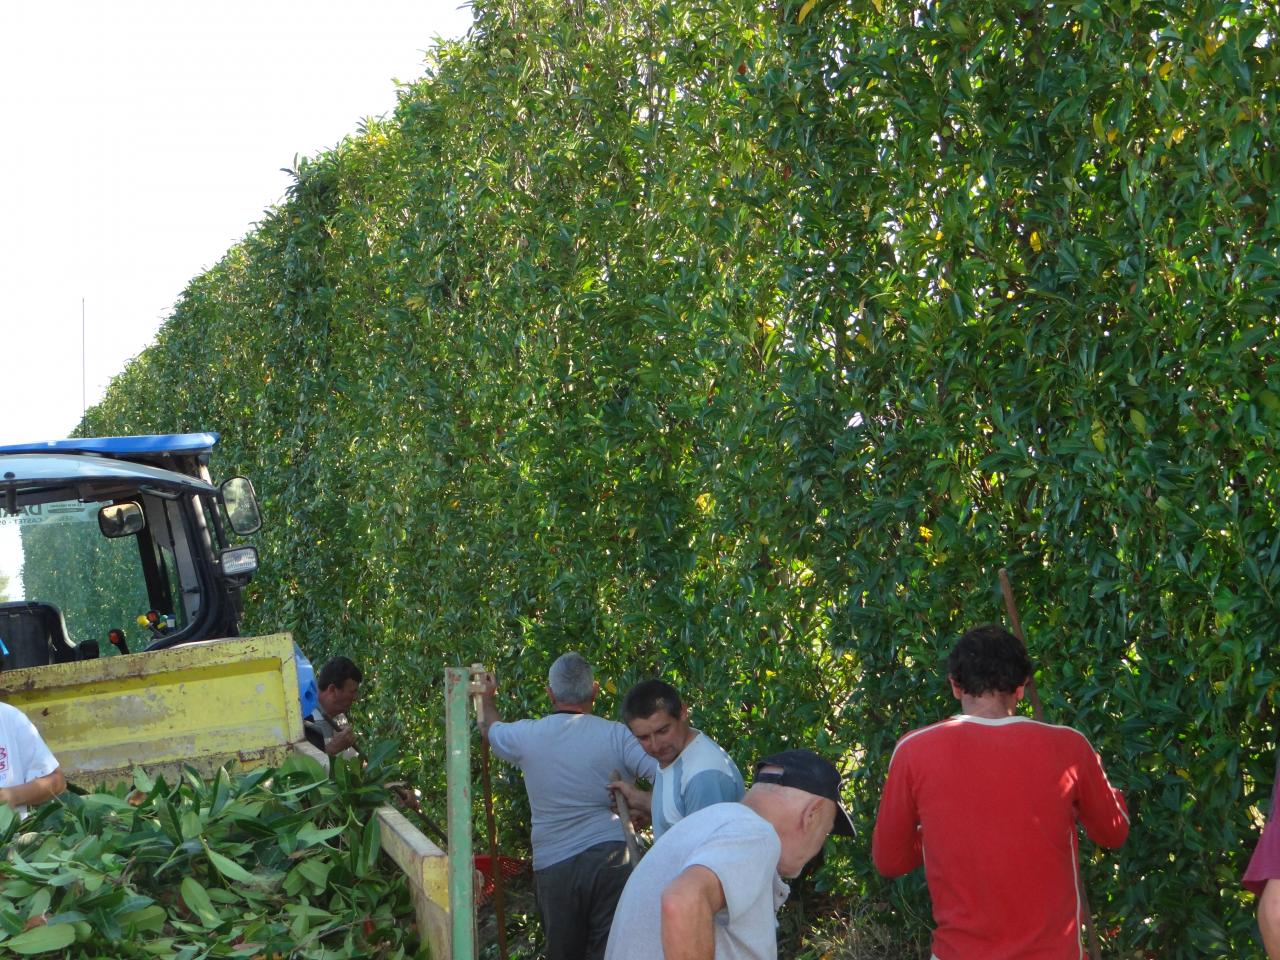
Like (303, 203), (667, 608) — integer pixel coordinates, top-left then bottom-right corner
(998, 568), (1102, 960)
(610, 769), (643, 864)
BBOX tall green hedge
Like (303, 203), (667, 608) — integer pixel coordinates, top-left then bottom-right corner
(80, 0), (1278, 954)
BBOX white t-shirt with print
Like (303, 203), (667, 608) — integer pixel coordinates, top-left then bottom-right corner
(0, 701), (60, 815)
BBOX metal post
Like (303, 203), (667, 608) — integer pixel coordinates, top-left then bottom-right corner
(444, 668), (475, 960)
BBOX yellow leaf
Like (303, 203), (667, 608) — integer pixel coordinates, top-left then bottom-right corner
(1029, 231), (1042, 253)
(798, 0), (817, 23)
(1159, 61), (1173, 80)
(1106, 128), (1117, 143)
(1204, 34), (1221, 57)
(605, 678), (617, 694)
(871, 0), (882, 10)
(1171, 126), (1187, 143)
(933, 229), (944, 241)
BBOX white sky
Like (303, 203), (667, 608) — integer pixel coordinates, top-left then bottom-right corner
(0, 0), (473, 447)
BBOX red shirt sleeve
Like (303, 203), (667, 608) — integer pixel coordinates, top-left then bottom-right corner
(1245, 796), (1280, 895)
(1072, 734), (1129, 849)
(872, 743), (923, 876)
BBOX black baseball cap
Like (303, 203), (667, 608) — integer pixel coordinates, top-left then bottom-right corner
(753, 749), (855, 836)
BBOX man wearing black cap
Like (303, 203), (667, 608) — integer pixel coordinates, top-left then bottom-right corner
(603, 748), (853, 960)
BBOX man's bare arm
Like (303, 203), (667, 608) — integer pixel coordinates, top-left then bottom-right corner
(660, 865), (725, 960)
(0, 768), (66, 808)
(476, 673), (502, 739)
(1261, 880), (1280, 959)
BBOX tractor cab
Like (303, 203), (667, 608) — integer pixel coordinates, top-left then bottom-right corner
(0, 433), (261, 668)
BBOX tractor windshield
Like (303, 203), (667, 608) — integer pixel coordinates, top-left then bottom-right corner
(0, 497), (189, 661)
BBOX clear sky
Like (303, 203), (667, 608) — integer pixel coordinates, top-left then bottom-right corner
(0, 1), (473, 446)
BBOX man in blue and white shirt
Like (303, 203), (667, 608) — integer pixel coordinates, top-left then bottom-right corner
(609, 680), (744, 840)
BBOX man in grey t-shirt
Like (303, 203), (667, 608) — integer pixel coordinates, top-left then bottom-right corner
(604, 749), (854, 960)
(478, 652), (658, 960)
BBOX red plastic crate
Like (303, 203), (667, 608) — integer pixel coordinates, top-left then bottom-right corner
(474, 854), (529, 903)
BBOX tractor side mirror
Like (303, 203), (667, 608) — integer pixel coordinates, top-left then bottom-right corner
(221, 476), (262, 536)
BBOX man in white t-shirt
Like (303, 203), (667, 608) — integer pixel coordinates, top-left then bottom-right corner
(0, 699), (66, 816)
(477, 652), (658, 960)
(608, 680), (743, 839)
(604, 749), (854, 960)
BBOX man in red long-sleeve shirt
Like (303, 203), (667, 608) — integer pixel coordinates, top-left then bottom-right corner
(872, 624), (1129, 960)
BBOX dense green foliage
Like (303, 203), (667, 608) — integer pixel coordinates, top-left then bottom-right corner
(0, 748), (417, 957)
(79, 0), (1278, 954)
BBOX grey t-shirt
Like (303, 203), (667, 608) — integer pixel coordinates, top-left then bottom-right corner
(652, 731), (745, 839)
(604, 802), (789, 960)
(488, 712), (658, 870)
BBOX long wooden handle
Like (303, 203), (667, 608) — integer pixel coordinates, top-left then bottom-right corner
(470, 663), (508, 959)
(610, 769), (643, 863)
(998, 567), (1045, 722)
(480, 738), (508, 960)
(998, 568), (1100, 960)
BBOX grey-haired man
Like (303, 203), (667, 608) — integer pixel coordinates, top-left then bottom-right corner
(604, 749), (854, 960)
(478, 652), (658, 960)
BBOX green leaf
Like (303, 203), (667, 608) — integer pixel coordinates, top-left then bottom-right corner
(295, 823), (346, 848)
(201, 841), (261, 886)
(1090, 419), (1107, 453)
(355, 817), (382, 876)
(4, 924), (77, 955)
(179, 877), (221, 927)
(121, 904), (169, 934)
(133, 767), (156, 794)
(297, 857), (333, 890)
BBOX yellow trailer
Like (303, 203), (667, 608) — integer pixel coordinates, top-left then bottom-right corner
(0, 633), (304, 788)
(0, 632), (453, 959)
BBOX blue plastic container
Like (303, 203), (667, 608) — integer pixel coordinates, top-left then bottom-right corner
(293, 644), (319, 719)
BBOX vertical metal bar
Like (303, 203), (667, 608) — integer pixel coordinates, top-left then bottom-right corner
(445, 668), (475, 960)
